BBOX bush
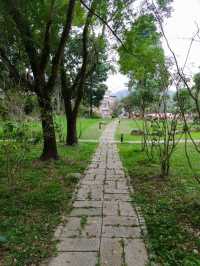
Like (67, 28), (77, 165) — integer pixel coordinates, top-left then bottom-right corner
(24, 96), (36, 115)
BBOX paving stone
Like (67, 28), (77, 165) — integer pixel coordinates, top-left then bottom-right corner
(117, 180), (128, 189)
(87, 164), (98, 169)
(106, 175), (125, 181)
(103, 201), (119, 216)
(94, 169), (106, 175)
(61, 217), (102, 238)
(76, 189), (90, 200)
(70, 208), (102, 217)
(49, 252), (98, 266)
(76, 186), (103, 201)
(119, 202), (137, 217)
(86, 169), (99, 175)
(124, 239), (148, 266)
(95, 174), (106, 181)
(104, 193), (130, 202)
(58, 238), (100, 252)
(80, 180), (104, 186)
(73, 200), (102, 208)
(102, 225), (141, 238)
(100, 238), (123, 266)
(83, 173), (96, 180)
(106, 169), (116, 175)
(107, 163), (122, 170)
(104, 188), (129, 194)
(104, 180), (117, 189)
(103, 216), (139, 227)
(79, 184), (104, 192)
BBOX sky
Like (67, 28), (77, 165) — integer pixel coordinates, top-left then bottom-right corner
(106, 0), (200, 94)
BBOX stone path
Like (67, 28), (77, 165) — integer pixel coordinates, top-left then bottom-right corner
(48, 122), (148, 266)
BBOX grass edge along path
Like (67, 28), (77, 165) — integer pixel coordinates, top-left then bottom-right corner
(118, 143), (200, 266)
(0, 143), (97, 266)
(116, 118), (200, 142)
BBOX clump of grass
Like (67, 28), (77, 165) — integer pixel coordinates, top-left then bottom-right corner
(80, 215), (88, 230)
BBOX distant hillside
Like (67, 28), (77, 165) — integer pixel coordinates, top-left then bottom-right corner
(114, 89), (129, 99)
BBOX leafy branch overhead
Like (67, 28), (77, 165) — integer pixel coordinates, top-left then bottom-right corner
(118, 14), (165, 81)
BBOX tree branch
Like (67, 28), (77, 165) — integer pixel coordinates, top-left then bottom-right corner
(5, 0), (39, 77)
(80, 0), (130, 53)
(47, 0), (76, 91)
(0, 47), (33, 91)
(40, 0), (55, 73)
(73, 0), (97, 114)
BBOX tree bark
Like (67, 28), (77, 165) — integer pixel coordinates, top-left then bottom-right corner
(161, 159), (170, 178)
(89, 85), (93, 117)
(38, 93), (58, 160)
(66, 111), (78, 145)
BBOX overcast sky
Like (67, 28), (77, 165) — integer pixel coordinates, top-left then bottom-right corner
(106, 0), (200, 94)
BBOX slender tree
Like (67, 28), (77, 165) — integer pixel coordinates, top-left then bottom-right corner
(60, 0), (101, 145)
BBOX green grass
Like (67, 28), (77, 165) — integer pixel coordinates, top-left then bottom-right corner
(116, 119), (143, 141)
(116, 119), (200, 142)
(0, 142), (96, 266)
(119, 143), (200, 265)
(0, 116), (110, 141)
(74, 117), (109, 140)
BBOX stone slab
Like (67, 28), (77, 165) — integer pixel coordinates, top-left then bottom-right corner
(58, 238), (100, 252)
(104, 193), (130, 202)
(49, 252), (98, 266)
(124, 239), (148, 266)
(103, 201), (119, 216)
(104, 188), (129, 194)
(61, 217), (102, 238)
(103, 216), (139, 227)
(102, 225), (141, 238)
(119, 202), (137, 217)
(100, 238), (123, 266)
(73, 201), (102, 208)
(69, 208), (102, 217)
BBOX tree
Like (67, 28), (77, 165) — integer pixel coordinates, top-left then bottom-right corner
(119, 14), (165, 80)
(121, 94), (135, 118)
(173, 88), (194, 113)
(118, 14), (166, 116)
(83, 51), (109, 117)
(60, 0), (99, 145)
(0, 0), (77, 160)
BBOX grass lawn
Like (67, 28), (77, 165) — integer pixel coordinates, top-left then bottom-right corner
(0, 117), (110, 141)
(56, 116), (109, 140)
(116, 119), (200, 142)
(116, 119), (143, 141)
(0, 142), (97, 266)
(119, 143), (200, 265)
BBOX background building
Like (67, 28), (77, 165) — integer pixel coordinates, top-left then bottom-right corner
(99, 90), (117, 118)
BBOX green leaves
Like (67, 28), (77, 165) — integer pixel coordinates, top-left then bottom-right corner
(73, 2), (86, 26)
(118, 14), (165, 81)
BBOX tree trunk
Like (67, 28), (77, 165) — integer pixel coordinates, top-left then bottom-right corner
(89, 84), (93, 117)
(66, 112), (78, 145)
(89, 99), (93, 117)
(38, 93), (58, 160)
(161, 159), (170, 178)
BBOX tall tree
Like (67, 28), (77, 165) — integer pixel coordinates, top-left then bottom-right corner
(61, 0), (108, 145)
(0, 0), (77, 160)
(118, 14), (166, 115)
(83, 48), (109, 117)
